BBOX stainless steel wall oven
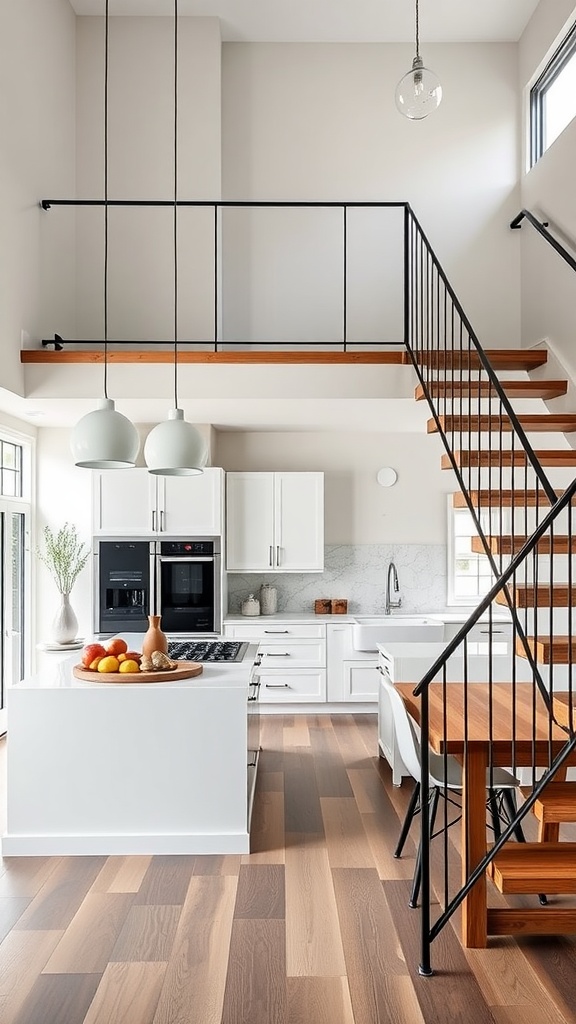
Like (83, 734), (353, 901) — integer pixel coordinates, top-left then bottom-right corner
(95, 537), (221, 636)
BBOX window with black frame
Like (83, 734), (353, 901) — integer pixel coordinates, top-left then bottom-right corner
(531, 19), (576, 166)
(0, 435), (30, 735)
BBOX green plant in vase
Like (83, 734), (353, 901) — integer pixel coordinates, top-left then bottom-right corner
(37, 523), (90, 644)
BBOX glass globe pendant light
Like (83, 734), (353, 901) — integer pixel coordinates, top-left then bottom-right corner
(71, 0), (140, 469)
(144, 0), (207, 476)
(395, 0), (442, 120)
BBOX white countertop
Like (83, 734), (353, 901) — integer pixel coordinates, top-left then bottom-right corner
(20, 633), (257, 690)
(224, 609), (511, 625)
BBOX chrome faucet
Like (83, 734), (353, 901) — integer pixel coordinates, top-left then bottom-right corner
(385, 561), (402, 615)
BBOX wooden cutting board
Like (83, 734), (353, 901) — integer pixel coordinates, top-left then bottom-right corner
(73, 660), (203, 684)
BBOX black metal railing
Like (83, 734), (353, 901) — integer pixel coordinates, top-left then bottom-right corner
(403, 204), (576, 975)
(511, 209), (576, 273)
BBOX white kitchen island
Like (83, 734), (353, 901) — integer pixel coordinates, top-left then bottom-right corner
(3, 637), (259, 856)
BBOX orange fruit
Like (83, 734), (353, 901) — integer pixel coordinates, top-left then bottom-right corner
(106, 638), (128, 657)
(97, 656), (120, 673)
(119, 659), (140, 674)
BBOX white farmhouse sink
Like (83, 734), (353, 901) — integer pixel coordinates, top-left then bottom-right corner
(351, 615), (445, 651)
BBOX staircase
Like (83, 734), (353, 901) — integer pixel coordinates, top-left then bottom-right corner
(402, 205), (576, 971)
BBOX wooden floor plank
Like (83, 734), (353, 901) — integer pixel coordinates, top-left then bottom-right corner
(221, 918), (286, 1024)
(284, 753), (325, 834)
(233, 864), (285, 919)
(385, 878), (497, 1024)
(244, 789), (286, 865)
(466, 939), (574, 1024)
(42, 893), (134, 973)
(91, 856), (152, 894)
(286, 976), (355, 1024)
(11, 972), (102, 1024)
(191, 855), (242, 876)
(519, 936), (576, 1024)
(0, 929), (64, 1024)
(0, 898), (31, 943)
(152, 874), (237, 1024)
(109, 905), (182, 964)
(320, 797), (376, 869)
(284, 718), (311, 747)
(0, 858), (62, 899)
(82, 961), (167, 1024)
(285, 837), (347, 976)
(134, 856), (195, 907)
(14, 857), (105, 931)
(331, 867), (410, 1024)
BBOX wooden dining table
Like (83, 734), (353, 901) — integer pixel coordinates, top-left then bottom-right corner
(395, 681), (576, 947)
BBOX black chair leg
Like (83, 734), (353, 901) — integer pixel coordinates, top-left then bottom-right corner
(501, 789), (548, 906)
(488, 788), (502, 841)
(410, 788), (439, 909)
(394, 781), (420, 859)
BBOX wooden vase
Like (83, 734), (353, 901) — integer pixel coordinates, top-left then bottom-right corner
(141, 615), (168, 658)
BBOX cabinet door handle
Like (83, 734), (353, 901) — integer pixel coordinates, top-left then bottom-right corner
(264, 630), (289, 634)
(479, 629), (503, 634)
(276, 545), (281, 566)
(269, 545), (273, 567)
(264, 652), (291, 657)
(160, 510), (165, 532)
(152, 510), (156, 532)
(265, 682), (290, 688)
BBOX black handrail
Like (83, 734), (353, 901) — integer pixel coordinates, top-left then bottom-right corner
(511, 209), (576, 273)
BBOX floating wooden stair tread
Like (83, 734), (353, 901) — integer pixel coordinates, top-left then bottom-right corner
(414, 349), (548, 371)
(496, 585), (576, 608)
(488, 843), (576, 894)
(472, 535), (576, 555)
(517, 636), (576, 665)
(532, 782), (576, 826)
(430, 413), (576, 434)
(552, 692), (576, 730)
(443, 450), (576, 469)
(453, 490), (562, 508)
(415, 380), (568, 401)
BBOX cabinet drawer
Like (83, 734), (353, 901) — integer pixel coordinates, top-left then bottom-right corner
(258, 640), (325, 668)
(257, 669), (326, 703)
(225, 622), (325, 640)
(342, 661), (379, 702)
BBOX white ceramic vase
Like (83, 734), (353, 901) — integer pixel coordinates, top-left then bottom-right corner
(52, 593), (78, 644)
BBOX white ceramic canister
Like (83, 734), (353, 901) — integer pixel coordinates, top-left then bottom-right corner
(260, 584), (278, 615)
(241, 593), (261, 616)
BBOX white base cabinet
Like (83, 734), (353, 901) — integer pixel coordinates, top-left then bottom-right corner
(327, 623), (379, 703)
(93, 467), (224, 536)
(225, 620), (327, 704)
(226, 472), (324, 572)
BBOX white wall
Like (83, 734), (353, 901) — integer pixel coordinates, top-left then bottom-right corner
(519, 1), (576, 371)
(222, 41), (521, 349)
(0, 0), (76, 387)
(215, 429), (452, 545)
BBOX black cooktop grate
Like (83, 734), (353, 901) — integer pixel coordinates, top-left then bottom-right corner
(168, 640), (247, 662)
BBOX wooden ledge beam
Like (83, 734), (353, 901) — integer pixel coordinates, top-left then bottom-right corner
(21, 350), (408, 365)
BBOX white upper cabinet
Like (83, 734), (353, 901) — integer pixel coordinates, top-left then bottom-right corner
(226, 472), (324, 572)
(93, 467), (224, 536)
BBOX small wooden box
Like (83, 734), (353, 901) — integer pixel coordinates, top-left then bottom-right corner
(332, 599), (348, 615)
(314, 599), (332, 614)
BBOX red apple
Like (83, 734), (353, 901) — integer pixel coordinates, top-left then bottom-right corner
(82, 643), (106, 668)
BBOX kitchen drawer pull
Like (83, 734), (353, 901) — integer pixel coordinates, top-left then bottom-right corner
(264, 652), (291, 657)
(264, 630), (289, 634)
(265, 682), (290, 688)
(479, 629), (504, 634)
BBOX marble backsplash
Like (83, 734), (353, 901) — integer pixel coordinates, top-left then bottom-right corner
(225, 543), (447, 615)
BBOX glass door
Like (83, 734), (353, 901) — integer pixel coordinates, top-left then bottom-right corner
(0, 509), (28, 735)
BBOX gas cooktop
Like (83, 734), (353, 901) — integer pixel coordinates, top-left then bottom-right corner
(168, 639), (248, 663)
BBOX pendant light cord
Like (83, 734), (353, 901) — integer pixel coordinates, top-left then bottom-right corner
(173, 0), (179, 409)
(415, 0), (420, 60)
(103, 0), (109, 399)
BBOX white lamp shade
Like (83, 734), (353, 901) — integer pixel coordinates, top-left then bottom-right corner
(144, 408), (207, 476)
(395, 59), (442, 120)
(71, 398), (140, 469)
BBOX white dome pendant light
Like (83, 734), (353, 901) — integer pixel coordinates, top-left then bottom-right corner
(395, 0), (442, 120)
(71, 0), (140, 469)
(144, 0), (207, 476)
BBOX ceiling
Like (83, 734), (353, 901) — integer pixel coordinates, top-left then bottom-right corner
(67, 0), (541, 44)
